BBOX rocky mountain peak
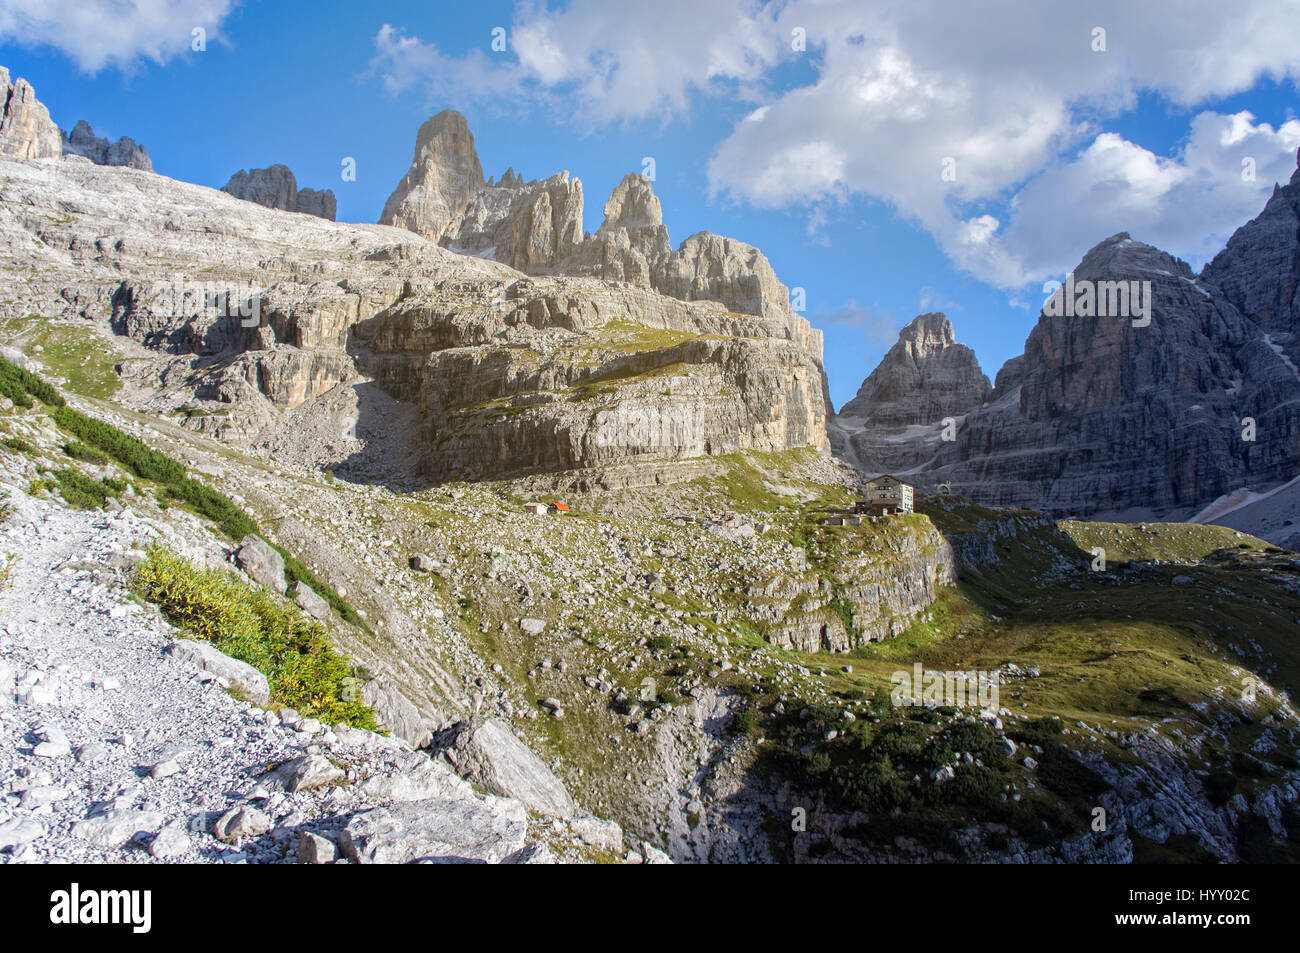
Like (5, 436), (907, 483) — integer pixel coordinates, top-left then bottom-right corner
(896, 312), (957, 356)
(831, 313), (990, 474)
(600, 173), (662, 231)
(380, 109), (485, 240)
(380, 111), (801, 322)
(61, 119), (152, 172)
(221, 164), (336, 220)
(0, 67), (61, 160)
(412, 110), (480, 168)
(839, 313), (989, 424)
(1074, 231), (1191, 282)
(1202, 149), (1300, 341)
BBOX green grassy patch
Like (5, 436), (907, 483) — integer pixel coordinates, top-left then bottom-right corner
(0, 318), (120, 399)
(1059, 520), (1270, 565)
(133, 548), (379, 729)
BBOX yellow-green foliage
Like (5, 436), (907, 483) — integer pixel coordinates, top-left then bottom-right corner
(133, 548), (379, 730)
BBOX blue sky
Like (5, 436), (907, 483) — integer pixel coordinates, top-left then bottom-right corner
(2, 1), (1298, 408)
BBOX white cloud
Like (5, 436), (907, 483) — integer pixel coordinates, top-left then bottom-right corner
(703, 0), (1300, 285)
(367, 0), (1300, 288)
(0, 0), (234, 73)
(370, 0), (782, 123)
(965, 113), (1300, 284)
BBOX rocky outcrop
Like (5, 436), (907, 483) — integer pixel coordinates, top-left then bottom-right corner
(831, 314), (990, 474)
(338, 793), (528, 863)
(380, 113), (797, 320)
(445, 170), (585, 271)
(0, 67), (60, 160)
(235, 534), (287, 592)
(293, 187), (336, 220)
(0, 156), (828, 486)
(60, 120), (152, 172)
(163, 638), (271, 707)
(760, 520), (956, 652)
(1202, 149), (1300, 358)
(379, 110), (484, 240)
(432, 717), (576, 818)
(840, 314), (991, 426)
(222, 164), (337, 220)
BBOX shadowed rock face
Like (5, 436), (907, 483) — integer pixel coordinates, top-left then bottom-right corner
(1202, 149), (1300, 351)
(221, 164), (337, 220)
(0, 67), (61, 160)
(836, 154), (1300, 523)
(936, 231), (1300, 519)
(61, 120), (152, 172)
(839, 229), (1300, 519)
(380, 114), (797, 320)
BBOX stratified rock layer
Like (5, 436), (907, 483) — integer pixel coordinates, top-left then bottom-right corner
(0, 156), (828, 486)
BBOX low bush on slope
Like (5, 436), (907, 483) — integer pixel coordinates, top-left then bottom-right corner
(133, 548), (378, 730)
(0, 354), (64, 409)
(0, 355), (367, 631)
(0, 354), (378, 723)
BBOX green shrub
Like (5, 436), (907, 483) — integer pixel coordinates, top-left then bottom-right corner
(165, 478), (259, 540)
(3, 436), (37, 454)
(0, 356), (64, 408)
(0, 376), (32, 408)
(133, 548), (379, 729)
(732, 707), (758, 735)
(273, 545), (366, 630)
(50, 468), (109, 509)
(62, 440), (108, 464)
(51, 405), (184, 483)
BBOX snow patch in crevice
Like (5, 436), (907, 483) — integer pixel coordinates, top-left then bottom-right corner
(1263, 333), (1300, 381)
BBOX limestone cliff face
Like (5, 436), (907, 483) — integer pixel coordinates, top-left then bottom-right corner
(928, 233), (1300, 517)
(761, 520), (956, 653)
(1202, 150), (1300, 355)
(0, 67), (61, 160)
(0, 153), (829, 485)
(835, 229), (1300, 519)
(379, 114), (798, 320)
(379, 110), (485, 240)
(840, 314), (991, 426)
(61, 120), (152, 172)
(221, 164), (337, 221)
(444, 171), (585, 272)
